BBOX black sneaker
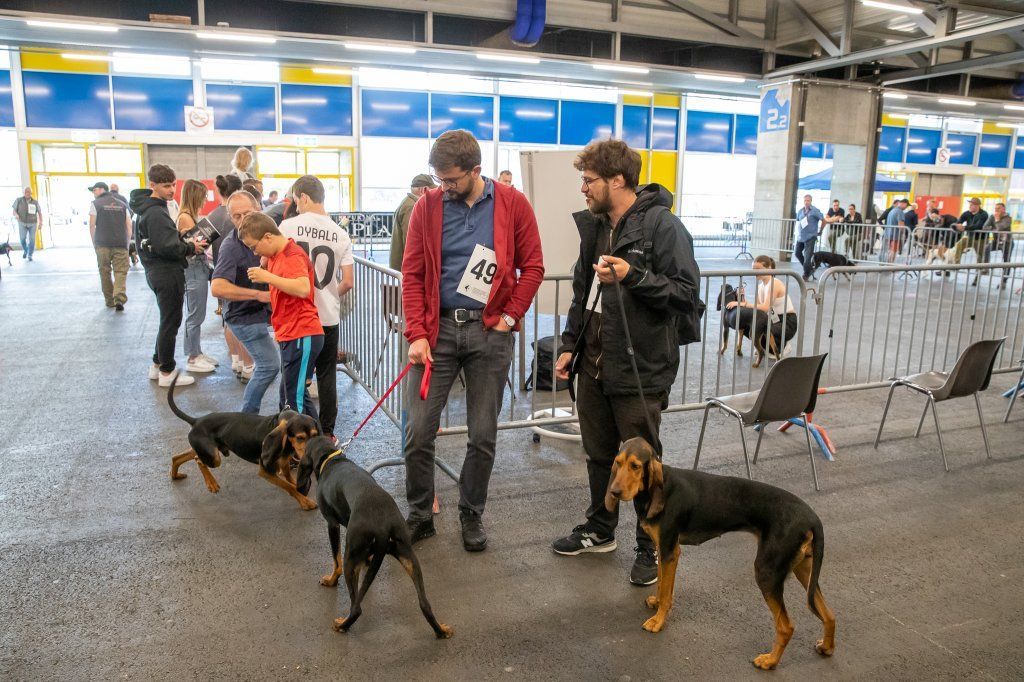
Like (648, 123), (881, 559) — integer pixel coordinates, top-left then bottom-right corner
(551, 524), (617, 556)
(407, 516), (436, 545)
(629, 546), (659, 586)
(460, 511), (487, 552)
(115, 303), (125, 312)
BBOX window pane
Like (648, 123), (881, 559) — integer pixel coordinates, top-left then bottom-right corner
(361, 90), (429, 138)
(307, 151), (341, 176)
(258, 150), (301, 175)
(94, 147), (142, 173)
(360, 137), (430, 210)
(946, 133), (977, 166)
(498, 96), (557, 144)
(622, 105), (650, 149)
(42, 146), (87, 173)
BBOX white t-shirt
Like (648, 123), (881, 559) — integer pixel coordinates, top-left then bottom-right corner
(279, 212), (354, 327)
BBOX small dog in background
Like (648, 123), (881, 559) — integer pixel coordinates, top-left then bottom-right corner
(717, 284), (750, 357)
(0, 236), (12, 266)
(811, 251), (852, 271)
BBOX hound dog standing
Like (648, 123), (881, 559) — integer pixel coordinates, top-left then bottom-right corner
(167, 375), (320, 510)
(606, 437), (836, 670)
(296, 436), (453, 638)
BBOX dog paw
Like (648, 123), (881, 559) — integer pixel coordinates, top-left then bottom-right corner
(171, 472), (187, 481)
(645, 595), (659, 610)
(815, 639), (835, 656)
(319, 574), (338, 587)
(641, 616), (664, 633)
(736, 349), (743, 357)
(437, 624), (454, 639)
(299, 497), (318, 511)
(332, 617), (350, 632)
(752, 654), (778, 670)
(204, 480), (220, 494)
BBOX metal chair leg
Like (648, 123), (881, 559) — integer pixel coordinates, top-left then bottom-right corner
(929, 395), (949, 472)
(1006, 370), (1022, 423)
(737, 416), (752, 480)
(875, 382), (899, 449)
(975, 392), (992, 460)
(914, 398), (930, 438)
(752, 424), (765, 465)
(693, 403), (712, 470)
(803, 412), (820, 491)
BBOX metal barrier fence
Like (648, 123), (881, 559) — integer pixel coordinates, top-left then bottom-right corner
(339, 256), (1024, 451)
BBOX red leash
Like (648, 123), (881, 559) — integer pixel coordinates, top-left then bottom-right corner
(342, 360), (431, 448)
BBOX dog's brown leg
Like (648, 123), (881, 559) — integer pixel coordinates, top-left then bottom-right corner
(170, 449), (195, 481)
(400, 554), (454, 638)
(642, 545), (679, 633)
(735, 332), (744, 357)
(333, 559), (366, 632)
(321, 524), (344, 587)
(752, 593), (794, 670)
(792, 538), (836, 656)
(194, 458), (221, 494)
(257, 467), (317, 510)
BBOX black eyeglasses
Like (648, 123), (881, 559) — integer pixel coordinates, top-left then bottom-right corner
(581, 176), (604, 191)
(431, 169), (473, 188)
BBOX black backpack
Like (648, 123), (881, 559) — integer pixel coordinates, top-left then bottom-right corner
(640, 205), (706, 344)
(526, 336), (569, 392)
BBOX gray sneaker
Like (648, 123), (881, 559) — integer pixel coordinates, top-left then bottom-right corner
(552, 524), (617, 555)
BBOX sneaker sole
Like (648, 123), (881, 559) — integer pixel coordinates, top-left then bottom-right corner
(629, 575), (659, 586)
(410, 528), (436, 545)
(552, 540), (618, 556)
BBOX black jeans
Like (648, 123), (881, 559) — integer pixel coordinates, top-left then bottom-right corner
(794, 237), (816, 278)
(145, 266), (185, 373)
(576, 370), (666, 551)
(314, 324), (340, 437)
(404, 318), (514, 520)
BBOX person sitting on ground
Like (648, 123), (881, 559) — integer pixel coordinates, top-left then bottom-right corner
(239, 213), (324, 422)
(922, 207), (958, 272)
(725, 255), (798, 368)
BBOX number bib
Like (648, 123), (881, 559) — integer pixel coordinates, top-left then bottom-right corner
(457, 244), (497, 305)
(27, 203), (37, 216)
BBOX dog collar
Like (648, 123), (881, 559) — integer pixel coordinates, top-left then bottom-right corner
(318, 449), (343, 476)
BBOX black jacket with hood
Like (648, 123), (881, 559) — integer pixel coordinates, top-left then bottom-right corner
(130, 189), (189, 270)
(559, 183), (700, 396)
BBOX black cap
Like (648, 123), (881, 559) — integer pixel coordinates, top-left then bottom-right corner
(88, 182), (109, 192)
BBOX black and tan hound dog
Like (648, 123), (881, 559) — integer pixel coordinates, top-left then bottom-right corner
(606, 437), (836, 670)
(296, 436), (453, 639)
(167, 374), (320, 510)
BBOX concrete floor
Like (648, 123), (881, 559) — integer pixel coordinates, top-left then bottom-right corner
(2, 248), (1024, 681)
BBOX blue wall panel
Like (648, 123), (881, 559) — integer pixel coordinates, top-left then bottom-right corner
(1015, 136), (1024, 170)
(0, 70), (13, 128)
(281, 84), (352, 136)
(734, 114), (758, 155)
(622, 105), (650, 149)
(685, 110), (732, 153)
(206, 84), (276, 132)
(651, 107), (678, 151)
(905, 127), (940, 164)
(361, 89), (428, 138)
(23, 71), (111, 129)
(879, 126), (906, 163)
(977, 133), (1011, 169)
(801, 141), (824, 159)
(112, 76), (193, 132)
(559, 100), (614, 146)
(430, 93), (493, 140)
(498, 96), (557, 144)
(946, 132), (977, 165)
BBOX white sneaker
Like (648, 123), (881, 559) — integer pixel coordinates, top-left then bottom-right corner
(159, 371), (195, 387)
(199, 353), (220, 367)
(186, 358), (217, 373)
(148, 364), (159, 381)
(240, 364), (254, 383)
(232, 356), (243, 375)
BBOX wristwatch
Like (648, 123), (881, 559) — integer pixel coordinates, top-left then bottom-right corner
(500, 313), (517, 328)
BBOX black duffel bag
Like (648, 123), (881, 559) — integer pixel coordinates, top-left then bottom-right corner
(526, 335), (569, 392)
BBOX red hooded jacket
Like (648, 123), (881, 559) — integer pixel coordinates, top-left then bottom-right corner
(402, 181), (545, 346)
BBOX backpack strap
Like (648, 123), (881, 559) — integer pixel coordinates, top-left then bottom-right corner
(640, 204), (670, 273)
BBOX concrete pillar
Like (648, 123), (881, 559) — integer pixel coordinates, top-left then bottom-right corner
(752, 79), (882, 257)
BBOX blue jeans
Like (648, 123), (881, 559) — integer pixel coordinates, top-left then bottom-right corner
(228, 320), (281, 414)
(794, 236), (816, 278)
(183, 258), (211, 357)
(18, 222), (36, 258)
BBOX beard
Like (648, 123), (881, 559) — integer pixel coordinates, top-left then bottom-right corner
(586, 192), (612, 216)
(446, 184), (473, 203)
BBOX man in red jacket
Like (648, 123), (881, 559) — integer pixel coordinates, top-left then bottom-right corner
(402, 130), (544, 552)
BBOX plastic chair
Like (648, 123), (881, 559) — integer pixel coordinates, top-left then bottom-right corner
(1006, 358), (1024, 423)
(875, 338), (1005, 471)
(693, 354), (828, 490)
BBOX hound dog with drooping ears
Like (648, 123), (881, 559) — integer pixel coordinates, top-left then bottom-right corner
(605, 437), (836, 670)
(167, 374), (320, 510)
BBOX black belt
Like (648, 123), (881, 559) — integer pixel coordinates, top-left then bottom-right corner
(440, 308), (484, 323)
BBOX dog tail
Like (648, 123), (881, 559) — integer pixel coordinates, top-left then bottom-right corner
(166, 374), (197, 426)
(807, 520), (825, 618)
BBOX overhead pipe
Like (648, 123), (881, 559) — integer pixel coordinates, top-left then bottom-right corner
(509, 0), (546, 47)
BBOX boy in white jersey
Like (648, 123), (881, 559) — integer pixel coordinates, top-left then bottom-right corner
(279, 175), (354, 442)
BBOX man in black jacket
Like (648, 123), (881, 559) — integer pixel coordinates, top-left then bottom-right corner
(550, 139), (700, 586)
(131, 164), (206, 388)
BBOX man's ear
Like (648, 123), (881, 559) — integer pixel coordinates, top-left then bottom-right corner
(604, 460), (621, 513)
(260, 420), (287, 473)
(645, 458), (665, 520)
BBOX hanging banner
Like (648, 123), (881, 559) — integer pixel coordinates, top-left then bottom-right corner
(759, 85), (791, 134)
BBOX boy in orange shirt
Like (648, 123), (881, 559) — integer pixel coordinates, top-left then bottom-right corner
(239, 213), (324, 420)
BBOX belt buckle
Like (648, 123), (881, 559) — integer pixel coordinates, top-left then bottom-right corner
(454, 308), (469, 324)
